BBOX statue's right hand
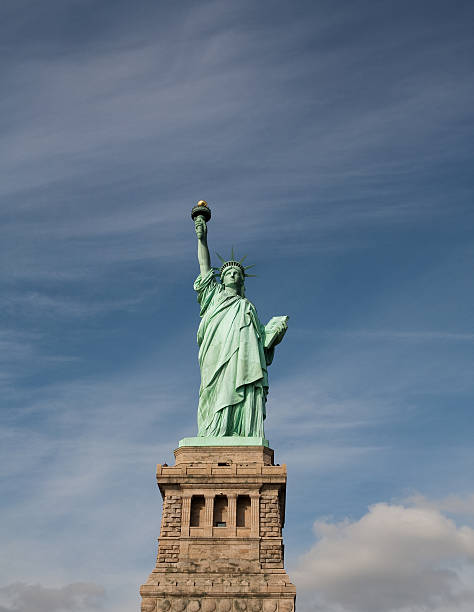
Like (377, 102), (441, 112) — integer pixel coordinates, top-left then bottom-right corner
(195, 216), (207, 240)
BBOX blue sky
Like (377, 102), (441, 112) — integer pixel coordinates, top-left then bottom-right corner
(1, 1), (473, 611)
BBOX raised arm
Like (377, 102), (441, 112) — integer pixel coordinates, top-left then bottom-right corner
(195, 216), (211, 276)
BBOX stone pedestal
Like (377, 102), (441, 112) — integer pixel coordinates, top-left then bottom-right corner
(140, 445), (296, 612)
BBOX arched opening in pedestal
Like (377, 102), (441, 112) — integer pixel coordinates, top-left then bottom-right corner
(236, 495), (251, 527)
(190, 495), (205, 527)
(213, 495), (228, 527)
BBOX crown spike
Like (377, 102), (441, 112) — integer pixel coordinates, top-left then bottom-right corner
(217, 247), (256, 281)
(239, 254), (248, 264)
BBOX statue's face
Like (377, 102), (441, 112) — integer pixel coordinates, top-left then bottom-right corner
(222, 266), (244, 293)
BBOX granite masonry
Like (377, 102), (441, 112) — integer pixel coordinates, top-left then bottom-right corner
(140, 445), (296, 611)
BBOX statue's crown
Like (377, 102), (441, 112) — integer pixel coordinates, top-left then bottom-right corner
(215, 248), (256, 279)
(220, 260), (246, 276)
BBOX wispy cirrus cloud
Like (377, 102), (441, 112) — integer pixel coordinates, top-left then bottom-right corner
(1, 290), (151, 319)
(0, 353), (190, 604)
(310, 329), (474, 342)
(1, 0), (472, 282)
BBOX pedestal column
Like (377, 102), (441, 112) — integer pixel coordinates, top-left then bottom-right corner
(181, 494), (191, 537)
(228, 492), (237, 536)
(250, 492), (260, 537)
(204, 493), (214, 536)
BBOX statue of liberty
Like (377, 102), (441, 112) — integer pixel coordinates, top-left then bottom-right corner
(192, 201), (288, 440)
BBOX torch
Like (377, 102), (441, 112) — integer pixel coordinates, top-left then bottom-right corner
(191, 200), (212, 224)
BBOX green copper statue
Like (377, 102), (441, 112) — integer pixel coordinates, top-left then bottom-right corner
(193, 201), (288, 440)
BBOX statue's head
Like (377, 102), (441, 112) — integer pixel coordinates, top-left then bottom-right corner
(221, 264), (245, 296)
(216, 249), (255, 297)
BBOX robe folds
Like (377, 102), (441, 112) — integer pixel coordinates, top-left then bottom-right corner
(194, 269), (272, 437)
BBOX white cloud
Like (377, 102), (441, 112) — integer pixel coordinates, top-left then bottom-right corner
(292, 500), (474, 612)
(406, 494), (474, 519)
(0, 582), (105, 612)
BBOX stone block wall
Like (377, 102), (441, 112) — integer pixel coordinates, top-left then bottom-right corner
(259, 487), (283, 568)
(160, 494), (182, 537)
(259, 491), (281, 537)
(157, 542), (180, 564)
(157, 493), (182, 564)
(259, 541), (282, 565)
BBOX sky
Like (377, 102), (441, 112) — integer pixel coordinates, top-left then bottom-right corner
(0, 0), (473, 611)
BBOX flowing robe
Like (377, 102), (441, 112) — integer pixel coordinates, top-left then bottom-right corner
(194, 269), (273, 437)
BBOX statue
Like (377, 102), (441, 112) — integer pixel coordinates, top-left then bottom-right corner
(192, 201), (288, 440)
